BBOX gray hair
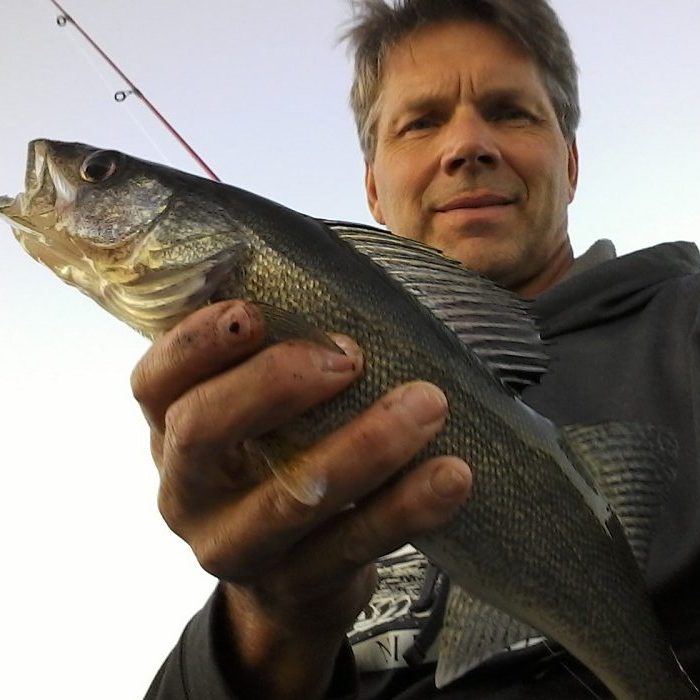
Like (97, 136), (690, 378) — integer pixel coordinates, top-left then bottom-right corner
(342, 0), (580, 160)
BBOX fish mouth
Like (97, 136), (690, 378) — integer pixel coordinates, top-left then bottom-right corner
(22, 140), (78, 219)
(0, 140), (86, 281)
(2, 141), (53, 217)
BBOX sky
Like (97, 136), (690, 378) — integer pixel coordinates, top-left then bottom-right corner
(0, 1), (698, 697)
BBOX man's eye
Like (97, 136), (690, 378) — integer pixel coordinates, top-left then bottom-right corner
(492, 106), (536, 123)
(403, 116), (437, 132)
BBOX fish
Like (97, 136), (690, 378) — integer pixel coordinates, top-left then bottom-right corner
(2, 138), (697, 698)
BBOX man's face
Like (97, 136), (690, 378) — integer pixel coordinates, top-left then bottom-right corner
(365, 21), (578, 295)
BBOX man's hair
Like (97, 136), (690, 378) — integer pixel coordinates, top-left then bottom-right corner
(342, 0), (580, 160)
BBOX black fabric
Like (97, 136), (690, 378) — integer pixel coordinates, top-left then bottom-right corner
(145, 241), (700, 699)
(144, 590), (235, 700)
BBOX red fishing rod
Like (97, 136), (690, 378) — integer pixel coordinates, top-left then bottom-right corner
(48, 0), (220, 182)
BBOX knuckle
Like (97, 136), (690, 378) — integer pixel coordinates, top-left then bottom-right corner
(130, 355), (154, 406)
(261, 344), (295, 379)
(157, 490), (248, 582)
(350, 419), (394, 462)
(193, 525), (257, 584)
(257, 346), (311, 402)
(162, 324), (204, 373)
(170, 316), (209, 352)
(194, 532), (236, 580)
(425, 457), (472, 504)
(131, 325), (205, 405)
(150, 430), (164, 463)
(157, 479), (190, 536)
(384, 461), (468, 536)
(261, 479), (319, 528)
(259, 355), (288, 394)
(342, 511), (378, 566)
(163, 390), (211, 455)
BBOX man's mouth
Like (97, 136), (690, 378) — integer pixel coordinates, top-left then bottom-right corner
(436, 192), (516, 212)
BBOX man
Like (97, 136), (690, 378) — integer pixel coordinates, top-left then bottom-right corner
(142, 1), (700, 698)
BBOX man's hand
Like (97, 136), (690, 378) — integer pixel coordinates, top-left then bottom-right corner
(132, 300), (472, 700)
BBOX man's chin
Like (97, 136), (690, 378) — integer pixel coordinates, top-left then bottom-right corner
(428, 234), (521, 281)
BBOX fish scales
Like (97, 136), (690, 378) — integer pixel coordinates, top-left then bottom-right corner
(160, 172), (696, 697)
(1, 140), (697, 698)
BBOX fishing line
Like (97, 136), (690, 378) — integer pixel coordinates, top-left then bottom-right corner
(540, 639), (605, 700)
(47, 0), (220, 181)
(54, 13), (173, 167)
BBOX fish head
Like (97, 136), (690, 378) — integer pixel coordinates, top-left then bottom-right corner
(3, 140), (169, 265)
(1, 139), (247, 337)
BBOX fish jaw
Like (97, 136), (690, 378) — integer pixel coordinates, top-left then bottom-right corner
(0, 174), (89, 292)
(3, 140), (75, 223)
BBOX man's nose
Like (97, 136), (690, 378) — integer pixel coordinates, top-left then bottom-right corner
(439, 114), (500, 174)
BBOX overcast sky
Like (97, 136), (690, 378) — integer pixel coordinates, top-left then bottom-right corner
(1, 1), (699, 697)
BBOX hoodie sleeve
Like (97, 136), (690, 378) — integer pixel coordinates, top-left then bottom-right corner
(143, 588), (238, 700)
(144, 586), (360, 700)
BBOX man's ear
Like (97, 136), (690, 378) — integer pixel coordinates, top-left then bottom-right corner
(365, 161), (385, 225)
(567, 138), (579, 203)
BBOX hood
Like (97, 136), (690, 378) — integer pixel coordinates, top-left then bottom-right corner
(533, 241), (700, 339)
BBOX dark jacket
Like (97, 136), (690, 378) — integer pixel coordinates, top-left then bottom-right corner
(145, 242), (700, 699)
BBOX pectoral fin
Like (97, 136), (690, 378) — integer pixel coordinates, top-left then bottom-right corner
(243, 433), (328, 506)
(241, 303), (347, 505)
(255, 301), (342, 352)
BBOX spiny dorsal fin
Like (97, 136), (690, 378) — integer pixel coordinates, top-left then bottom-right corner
(324, 220), (547, 392)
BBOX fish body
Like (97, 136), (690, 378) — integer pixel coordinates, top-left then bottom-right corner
(2, 140), (697, 698)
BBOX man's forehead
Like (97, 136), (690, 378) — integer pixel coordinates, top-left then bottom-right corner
(390, 84), (547, 115)
(382, 53), (547, 108)
(390, 20), (529, 61)
(382, 21), (542, 91)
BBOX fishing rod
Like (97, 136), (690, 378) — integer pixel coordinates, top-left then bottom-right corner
(48, 0), (220, 181)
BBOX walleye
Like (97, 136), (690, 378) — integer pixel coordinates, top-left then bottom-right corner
(2, 139), (697, 698)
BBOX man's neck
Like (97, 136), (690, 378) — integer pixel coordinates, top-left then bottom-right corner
(516, 239), (575, 298)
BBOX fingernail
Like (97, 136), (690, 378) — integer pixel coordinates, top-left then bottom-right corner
(219, 302), (250, 339)
(400, 383), (448, 426)
(430, 460), (471, 500)
(319, 335), (363, 373)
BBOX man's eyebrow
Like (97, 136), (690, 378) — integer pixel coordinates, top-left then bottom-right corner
(478, 87), (544, 105)
(380, 86), (552, 134)
(390, 90), (448, 116)
(382, 91), (452, 130)
(388, 86), (547, 118)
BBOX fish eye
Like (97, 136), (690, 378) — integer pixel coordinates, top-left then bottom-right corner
(80, 150), (120, 183)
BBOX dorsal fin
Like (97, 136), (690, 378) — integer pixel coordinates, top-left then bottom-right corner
(324, 220), (548, 391)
